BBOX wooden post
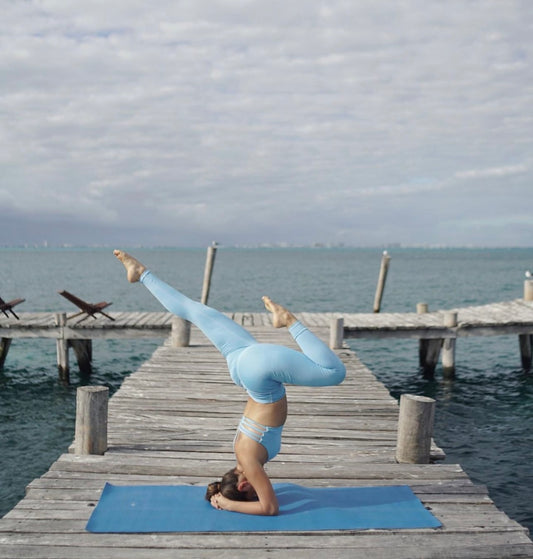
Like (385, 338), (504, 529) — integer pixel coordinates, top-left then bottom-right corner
(519, 334), (532, 370)
(524, 279), (533, 301)
(520, 278), (532, 369)
(55, 312), (69, 383)
(201, 242), (218, 305)
(421, 339), (442, 377)
(0, 338), (12, 369)
(70, 339), (93, 375)
(329, 317), (344, 349)
(416, 304), (441, 377)
(171, 317), (191, 347)
(396, 394), (436, 464)
(373, 251), (391, 313)
(442, 311), (458, 378)
(74, 386), (108, 455)
(416, 302), (428, 314)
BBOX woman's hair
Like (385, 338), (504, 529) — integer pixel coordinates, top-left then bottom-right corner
(205, 468), (249, 501)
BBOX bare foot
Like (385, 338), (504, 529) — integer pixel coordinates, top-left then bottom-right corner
(262, 296), (297, 328)
(113, 250), (146, 283)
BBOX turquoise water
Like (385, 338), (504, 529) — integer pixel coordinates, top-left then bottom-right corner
(0, 247), (532, 532)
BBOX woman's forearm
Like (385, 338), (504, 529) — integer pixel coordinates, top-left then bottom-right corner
(213, 495), (279, 516)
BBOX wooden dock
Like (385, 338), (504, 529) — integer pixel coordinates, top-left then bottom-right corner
(1, 321), (533, 558)
(1, 297), (532, 376)
(2, 298), (533, 339)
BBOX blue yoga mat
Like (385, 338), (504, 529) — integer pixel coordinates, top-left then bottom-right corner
(86, 483), (441, 532)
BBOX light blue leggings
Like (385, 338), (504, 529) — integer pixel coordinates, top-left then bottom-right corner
(140, 270), (346, 404)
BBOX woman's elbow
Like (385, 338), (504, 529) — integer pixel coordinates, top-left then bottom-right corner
(263, 503), (279, 516)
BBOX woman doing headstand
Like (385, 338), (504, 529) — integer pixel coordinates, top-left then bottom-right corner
(114, 250), (346, 516)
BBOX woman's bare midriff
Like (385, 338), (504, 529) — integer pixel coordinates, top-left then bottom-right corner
(243, 395), (287, 427)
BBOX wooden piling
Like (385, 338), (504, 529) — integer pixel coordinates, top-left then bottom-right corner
(74, 386), (108, 455)
(417, 304), (441, 377)
(171, 317), (191, 347)
(519, 334), (532, 370)
(0, 337), (12, 369)
(396, 394), (436, 464)
(54, 313), (69, 383)
(329, 317), (344, 349)
(521, 277), (533, 370)
(373, 251), (391, 313)
(442, 311), (458, 378)
(70, 340), (93, 375)
(200, 242), (218, 305)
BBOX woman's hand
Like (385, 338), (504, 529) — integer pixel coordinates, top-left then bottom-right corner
(210, 492), (229, 511)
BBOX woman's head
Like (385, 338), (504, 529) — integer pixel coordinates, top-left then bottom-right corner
(205, 468), (253, 502)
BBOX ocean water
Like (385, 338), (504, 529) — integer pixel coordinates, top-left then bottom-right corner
(0, 247), (532, 533)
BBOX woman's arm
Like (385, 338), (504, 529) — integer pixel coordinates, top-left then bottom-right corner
(211, 461), (279, 516)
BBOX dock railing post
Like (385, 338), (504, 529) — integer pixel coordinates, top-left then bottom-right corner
(442, 311), (458, 378)
(201, 242), (218, 305)
(55, 312), (69, 383)
(171, 317), (191, 347)
(373, 251), (391, 313)
(329, 317), (344, 349)
(74, 386), (108, 455)
(396, 394), (436, 464)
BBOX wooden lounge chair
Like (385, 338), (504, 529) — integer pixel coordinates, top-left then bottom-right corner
(58, 290), (114, 322)
(0, 297), (25, 319)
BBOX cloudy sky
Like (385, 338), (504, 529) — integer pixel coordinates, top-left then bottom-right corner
(1, 0), (532, 247)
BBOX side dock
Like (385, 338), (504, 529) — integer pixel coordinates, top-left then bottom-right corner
(1, 296), (533, 378)
(1, 321), (532, 558)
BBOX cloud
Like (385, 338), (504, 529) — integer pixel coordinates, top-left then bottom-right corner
(0, 0), (532, 246)
(455, 164), (528, 180)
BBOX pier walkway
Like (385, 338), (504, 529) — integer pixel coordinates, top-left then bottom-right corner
(2, 297), (532, 377)
(1, 298), (532, 340)
(1, 323), (532, 557)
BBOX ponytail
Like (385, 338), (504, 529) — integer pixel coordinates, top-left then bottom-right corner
(205, 481), (221, 500)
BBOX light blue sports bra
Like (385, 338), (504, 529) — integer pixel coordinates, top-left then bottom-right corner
(234, 416), (284, 462)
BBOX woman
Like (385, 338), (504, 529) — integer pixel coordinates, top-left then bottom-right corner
(114, 250), (346, 516)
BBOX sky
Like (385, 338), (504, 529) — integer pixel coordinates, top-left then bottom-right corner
(1, 0), (532, 248)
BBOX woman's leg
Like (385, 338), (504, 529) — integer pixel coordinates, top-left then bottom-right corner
(236, 298), (346, 402)
(140, 270), (257, 357)
(263, 296), (345, 378)
(114, 250), (257, 358)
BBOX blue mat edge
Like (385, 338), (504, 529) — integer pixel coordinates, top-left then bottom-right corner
(86, 482), (442, 533)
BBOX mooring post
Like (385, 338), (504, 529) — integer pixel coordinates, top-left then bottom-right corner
(373, 251), (391, 313)
(442, 311), (458, 378)
(55, 312), (69, 383)
(396, 394), (436, 464)
(201, 242), (218, 305)
(329, 317), (344, 349)
(171, 316), (191, 347)
(74, 386), (108, 455)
